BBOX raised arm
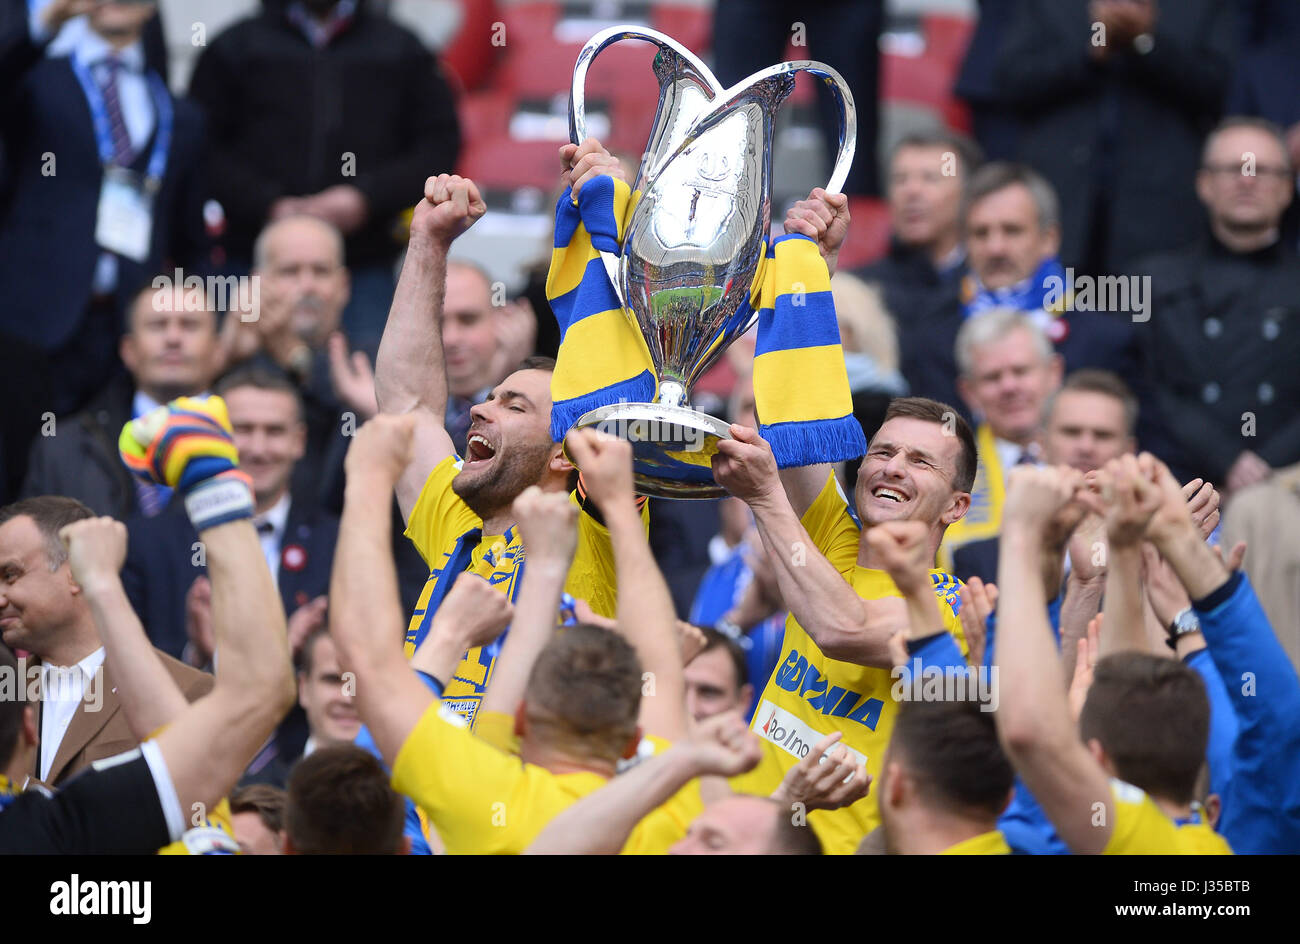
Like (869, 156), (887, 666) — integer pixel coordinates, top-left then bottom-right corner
(567, 429), (688, 742)
(375, 174), (485, 520)
(1097, 455), (1161, 657)
(714, 426), (901, 667)
(60, 518), (187, 739)
(524, 711), (761, 855)
(117, 398), (297, 818)
(410, 574), (514, 689)
(995, 465), (1116, 855)
(329, 415), (438, 765)
(479, 487), (576, 718)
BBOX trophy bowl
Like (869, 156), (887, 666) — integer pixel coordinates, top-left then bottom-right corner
(563, 25), (856, 499)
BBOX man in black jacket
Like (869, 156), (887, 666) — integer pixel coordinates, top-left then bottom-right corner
(1136, 117), (1300, 490)
(21, 283), (221, 520)
(188, 0), (461, 352)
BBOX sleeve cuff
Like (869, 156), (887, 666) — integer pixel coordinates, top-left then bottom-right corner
(415, 670), (445, 698)
(1192, 570), (1242, 615)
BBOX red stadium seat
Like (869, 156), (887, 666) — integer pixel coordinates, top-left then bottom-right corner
(837, 196), (892, 270)
(651, 3), (712, 54)
(457, 89), (517, 147)
(922, 14), (974, 73)
(440, 0), (501, 92)
(458, 135), (565, 193)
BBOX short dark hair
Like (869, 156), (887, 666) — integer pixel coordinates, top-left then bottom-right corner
(0, 496), (95, 570)
(229, 783), (287, 835)
(516, 355), (556, 373)
(698, 628), (749, 690)
(285, 745), (406, 854)
(891, 699), (1014, 820)
(1079, 653), (1209, 806)
(525, 623), (642, 763)
(214, 364), (304, 422)
(296, 626), (332, 677)
(879, 397), (978, 493)
(1047, 368), (1138, 436)
(963, 161), (1059, 232)
(1202, 116), (1292, 172)
(0, 641), (23, 764)
(892, 129), (984, 181)
(767, 804), (824, 855)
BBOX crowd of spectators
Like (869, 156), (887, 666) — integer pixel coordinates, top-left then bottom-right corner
(0, 0), (1297, 857)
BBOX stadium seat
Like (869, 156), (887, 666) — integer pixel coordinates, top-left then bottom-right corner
(458, 135), (565, 193)
(440, 0), (502, 92)
(837, 196), (892, 270)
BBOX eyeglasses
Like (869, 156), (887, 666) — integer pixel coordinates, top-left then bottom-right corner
(1201, 163), (1293, 180)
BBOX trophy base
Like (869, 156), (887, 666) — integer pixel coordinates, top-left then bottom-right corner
(568, 402), (733, 499)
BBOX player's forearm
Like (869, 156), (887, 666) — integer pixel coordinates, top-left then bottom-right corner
(1059, 572), (1104, 681)
(1154, 525), (1230, 602)
(81, 579), (187, 739)
(1099, 544), (1149, 657)
(607, 501), (687, 739)
(480, 554), (568, 717)
(332, 474), (409, 682)
(995, 527), (1079, 757)
(524, 745), (701, 854)
(376, 237), (450, 419)
(747, 495), (886, 666)
(411, 623), (476, 686)
(201, 521), (293, 711)
(899, 581), (946, 642)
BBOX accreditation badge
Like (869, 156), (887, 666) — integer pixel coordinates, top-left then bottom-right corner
(95, 165), (155, 262)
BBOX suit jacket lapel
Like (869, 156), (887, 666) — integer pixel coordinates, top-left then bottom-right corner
(44, 660), (121, 785)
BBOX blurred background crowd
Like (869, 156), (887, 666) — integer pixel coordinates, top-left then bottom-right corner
(1, 0), (1298, 818)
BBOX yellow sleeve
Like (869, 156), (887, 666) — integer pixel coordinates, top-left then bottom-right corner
(392, 702), (574, 854)
(403, 456), (482, 563)
(564, 494), (650, 620)
(474, 709), (520, 756)
(621, 778), (706, 855)
(800, 471), (860, 573)
(1103, 780), (1233, 854)
(157, 798), (239, 855)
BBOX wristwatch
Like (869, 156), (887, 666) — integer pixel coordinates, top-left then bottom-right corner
(1166, 606), (1200, 650)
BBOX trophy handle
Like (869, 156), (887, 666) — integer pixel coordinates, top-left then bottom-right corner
(569, 25), (719, 149)
(789, 63), (856, 196)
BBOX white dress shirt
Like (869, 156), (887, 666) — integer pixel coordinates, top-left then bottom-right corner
(39, 647), (106, 782)
(254, 493), (292, 586)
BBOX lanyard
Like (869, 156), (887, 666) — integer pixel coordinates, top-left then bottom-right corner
(70, 53), (173, 187)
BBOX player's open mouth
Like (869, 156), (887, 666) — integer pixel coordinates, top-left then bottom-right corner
(872, 486), (909, 503)
(466, 433), (497, 464)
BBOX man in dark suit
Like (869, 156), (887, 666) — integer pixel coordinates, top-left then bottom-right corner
(21, 283), (222, 520)
(993, 0), (1234, 274)
(0, 0), (208, 417)
(0, 495), (212, 789)
(122, 366), (338, 664)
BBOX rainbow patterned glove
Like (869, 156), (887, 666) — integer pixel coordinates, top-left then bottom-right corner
(119, 396), (254, 532)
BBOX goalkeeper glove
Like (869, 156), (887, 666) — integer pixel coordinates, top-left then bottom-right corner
(120, 396), (255, 532)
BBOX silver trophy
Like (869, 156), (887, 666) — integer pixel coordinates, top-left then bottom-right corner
(564, 25), (856, 498)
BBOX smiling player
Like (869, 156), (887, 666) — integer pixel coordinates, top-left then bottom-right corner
(712, 397), (977, 853)
(374, 169), (639, 726)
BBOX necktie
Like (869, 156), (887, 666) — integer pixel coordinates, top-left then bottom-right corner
(255, 519), (275, 537)
(98, 56), (135, 166)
